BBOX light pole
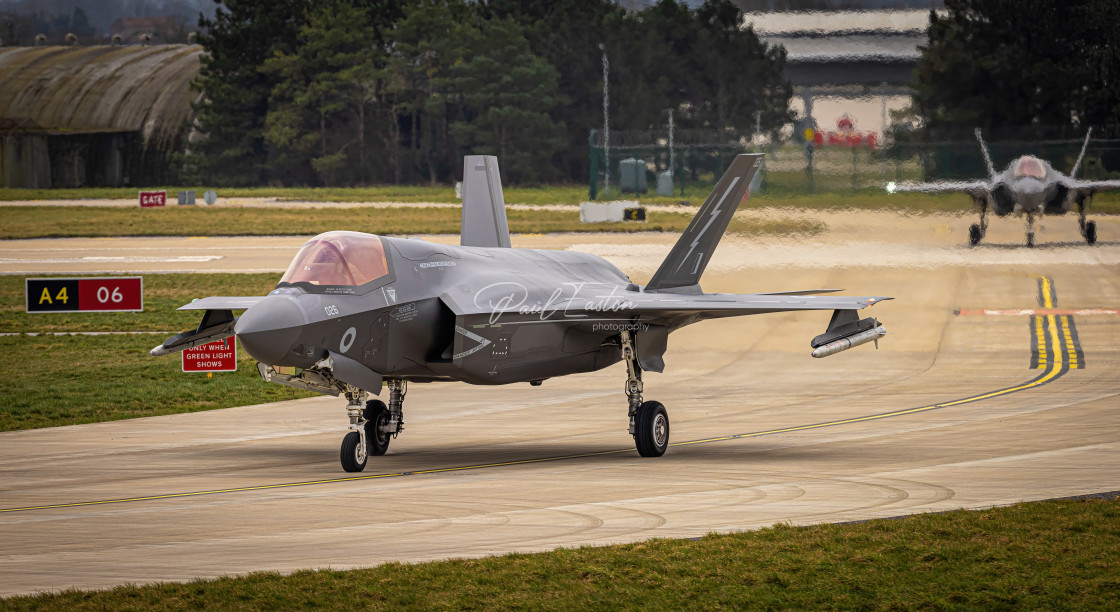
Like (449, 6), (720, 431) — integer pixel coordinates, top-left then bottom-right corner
(598, 43), (609, 196)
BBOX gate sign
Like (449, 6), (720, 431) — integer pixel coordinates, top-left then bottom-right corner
(139, 190), (166, 207)
(182, 336), (237, 372)
(26, 277), (143, 312)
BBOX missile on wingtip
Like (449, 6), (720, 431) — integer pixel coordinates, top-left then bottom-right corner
(811, 326), (887, 358)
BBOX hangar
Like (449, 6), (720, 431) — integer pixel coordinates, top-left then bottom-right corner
(0, 44), (202, 188)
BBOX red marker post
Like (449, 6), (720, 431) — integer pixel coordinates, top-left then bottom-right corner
(182, 336), (237, 373)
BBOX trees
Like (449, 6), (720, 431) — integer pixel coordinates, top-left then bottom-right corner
(449, 18), (566, 183)
(188, 0), (795, 185)
(186, 0), (311, 186)
(913, 0), (1120, 135)
(262, 2), (383, 185)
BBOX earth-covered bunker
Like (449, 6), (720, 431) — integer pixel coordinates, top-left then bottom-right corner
(0, 44), (201, 188)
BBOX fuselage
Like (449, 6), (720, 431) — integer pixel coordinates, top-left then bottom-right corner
(235, 232), (635, 385)
(989, 155), (1073, 216)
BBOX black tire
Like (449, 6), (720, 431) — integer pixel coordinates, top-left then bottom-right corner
(365, 399), (391, 456)
(1026, 233), (1035, 248)
(634, 401), (669, 457)
(968, 224), (982, 246)
(340, 431), (366, 472)
(1085, 220), (1097, 245)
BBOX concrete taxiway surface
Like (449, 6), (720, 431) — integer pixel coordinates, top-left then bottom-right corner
(1, 209), (1118, 596)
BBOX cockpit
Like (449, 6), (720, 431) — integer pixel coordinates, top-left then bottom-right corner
(1013, 155), (1047, 179)
(279, 231), (390, 288)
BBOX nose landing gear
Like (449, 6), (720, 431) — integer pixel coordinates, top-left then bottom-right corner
(339, 381), (406, 472)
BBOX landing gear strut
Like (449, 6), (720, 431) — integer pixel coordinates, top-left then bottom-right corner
(339, 380), (406, 472)
(1026, 212), (1036, 248)
(621, 329), (669, 457)
(1078, 195), (1097, 246)
(340, 388), (368, 472)
(969, 197), (988, 247)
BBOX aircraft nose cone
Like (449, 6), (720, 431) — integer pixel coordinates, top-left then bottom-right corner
(235, 296), (305, 365)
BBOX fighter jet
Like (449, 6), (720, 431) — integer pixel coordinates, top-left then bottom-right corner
(152, 154), (890, 472)
(887, 129), (1119, 247)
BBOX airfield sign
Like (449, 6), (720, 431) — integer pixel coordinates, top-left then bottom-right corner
(26, 277), (143, 312)
(182, 336), (237, 372)
(139, 190), (166, 207)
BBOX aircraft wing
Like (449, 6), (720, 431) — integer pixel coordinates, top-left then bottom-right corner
(886, 180), (990, 196)
(1069, 179), (1120, 193)
(555, 291), (891, 372)
(177, 296), (267, 311)
(150, 296), (265, 356)
(595, 291), (890, 322)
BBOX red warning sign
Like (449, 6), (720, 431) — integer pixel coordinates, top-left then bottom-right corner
(182, 336), (237, 372)
(139, 190), (166, 207)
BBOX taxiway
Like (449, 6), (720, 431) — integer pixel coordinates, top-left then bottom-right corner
(1, 209), (1117, 596)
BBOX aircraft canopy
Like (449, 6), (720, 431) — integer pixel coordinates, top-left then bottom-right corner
(280, 231), (389, 286)
(1013, 155), (1046, 179)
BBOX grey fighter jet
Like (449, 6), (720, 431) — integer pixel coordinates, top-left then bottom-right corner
(887, 129), (1119, 246)
(153, 154), (890, 472)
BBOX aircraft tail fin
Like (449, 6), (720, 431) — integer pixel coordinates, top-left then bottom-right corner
(975, 128), (996, 179)
(460, 155), (511, 248)
(645, 153), (763, 292)
(1071, 128), (1093, 179)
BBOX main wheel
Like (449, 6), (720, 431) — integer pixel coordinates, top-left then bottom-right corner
(340, 431), (366, 472)
(968, 224), (982, 246)
(365, 399), (391, 456)
(634, 400), (669, 457)
(1085, 220), (1097, 245)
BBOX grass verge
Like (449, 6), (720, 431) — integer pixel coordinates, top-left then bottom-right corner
(0, 206), (825, 240)
(1, 274), (281, 333)
(3, 495), (1117, 609)
(0, 334), (316, 431)
(1, 274), (316, 430)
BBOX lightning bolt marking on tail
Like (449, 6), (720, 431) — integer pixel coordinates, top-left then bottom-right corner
(676, 177), (740, 272)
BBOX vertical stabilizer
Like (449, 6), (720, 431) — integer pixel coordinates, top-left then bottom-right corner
(1071, 128), (1093, 178)
(975, 128), (996, 179)
(645, 153), (763, 291)
(460, 155), (511, 248)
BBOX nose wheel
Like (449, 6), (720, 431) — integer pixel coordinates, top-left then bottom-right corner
(339, 382), (405, 472)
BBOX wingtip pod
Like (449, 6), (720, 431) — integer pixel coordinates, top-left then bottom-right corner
(811, 325), (887, 358)
(149, 344), (170, 357)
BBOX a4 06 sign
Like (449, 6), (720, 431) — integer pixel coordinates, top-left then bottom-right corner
(26, 277), (143, 313)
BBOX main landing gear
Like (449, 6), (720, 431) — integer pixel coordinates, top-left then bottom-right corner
(339, 380), (405, 472)
(968, 197), (989, 247)
(621, 329), (669, 457)
(1078, 196), (1098, 246)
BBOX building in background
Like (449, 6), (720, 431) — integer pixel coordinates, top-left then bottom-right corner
(744, 9), (935, 144)
(0, 44), (201, 187)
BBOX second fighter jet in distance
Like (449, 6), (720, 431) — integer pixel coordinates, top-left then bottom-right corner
(888, 128), (1118, 247)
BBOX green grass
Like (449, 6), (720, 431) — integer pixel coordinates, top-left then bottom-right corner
(3, 495), (1117, 609)
(0, 184), (594, 205)
(0, 206), (825, 239)
(0, 274), (281, 333)
(0, 334), (316, 431)
(1, 274), (318, 430)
